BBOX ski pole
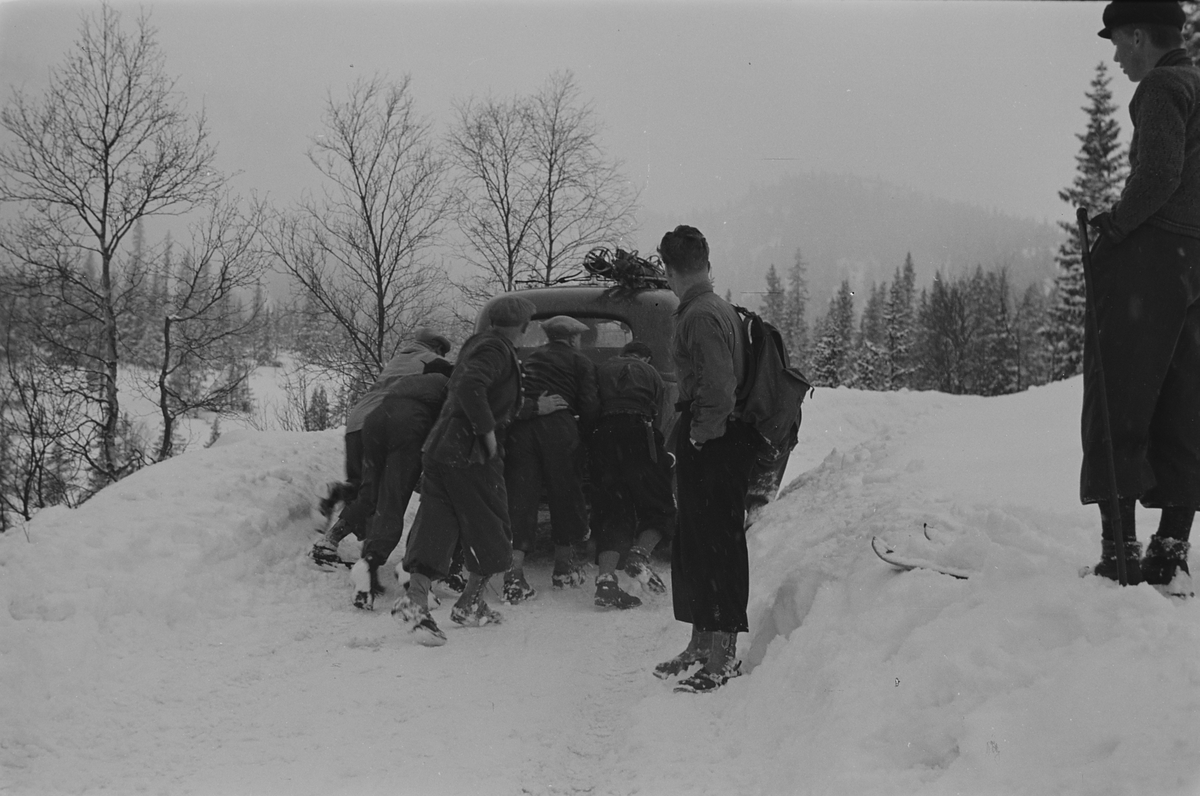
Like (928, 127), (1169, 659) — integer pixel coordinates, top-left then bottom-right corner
(1076, 207), (1128, 586)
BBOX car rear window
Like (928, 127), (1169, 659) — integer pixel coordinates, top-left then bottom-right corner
(518, 317), (634, 355)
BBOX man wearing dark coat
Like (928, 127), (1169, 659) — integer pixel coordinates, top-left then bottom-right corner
(501, 315), (600, 603)
(1085, 1), (1200, 593)
(392, 295), (535, 645)
(589, 340), (675, 610)
(310, 328), (452, 568)
(347, 372), (450, 610)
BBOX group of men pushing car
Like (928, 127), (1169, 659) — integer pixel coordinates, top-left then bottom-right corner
(306, 0), (1200, 690)
(309, 224), (764, 692)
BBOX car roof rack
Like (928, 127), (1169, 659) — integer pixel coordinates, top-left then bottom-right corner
(581, 246), (669, 291)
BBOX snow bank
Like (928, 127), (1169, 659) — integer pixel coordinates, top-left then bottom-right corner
(616, 378), (1200, 796)
(0, 429), (343, 784)
(3, 377), (1198, 795)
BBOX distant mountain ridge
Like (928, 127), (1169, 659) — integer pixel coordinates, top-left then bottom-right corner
(637, 172), (1063, 313)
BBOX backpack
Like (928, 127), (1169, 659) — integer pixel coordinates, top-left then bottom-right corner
(733, 305), (813, 451)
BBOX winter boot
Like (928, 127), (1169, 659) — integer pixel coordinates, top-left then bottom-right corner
(623, 546), (666, 595)
(450, 594), (503, 627)
(551, 558), (588, 589)
(1142, 536), (1193, 596)
(674, 631), (742, 694)
(654, 630), (711, 679)
(1091, 538), (1144, 585)
(350, 559), (385, 610)
(1090, 497), (1142, 585)
(594, 573), (642, 609)
(391, 592), (446, 646)
(310, 538), (345, 570)
(439, 564), (467, 596)
(317, 481), (346, 521)
(502, 572), (537, 605)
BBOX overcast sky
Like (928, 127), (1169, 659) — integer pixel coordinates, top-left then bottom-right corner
(0, 0), (1132, 236)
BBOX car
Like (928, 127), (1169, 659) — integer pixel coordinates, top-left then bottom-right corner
(473, 282), (680, 438)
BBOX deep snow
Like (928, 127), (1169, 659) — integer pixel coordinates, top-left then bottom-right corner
(2, 376), (1199, 796)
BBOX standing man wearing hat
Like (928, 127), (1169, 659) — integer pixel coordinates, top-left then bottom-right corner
(392, 296), (535, 645)
(310, 327), (453, 568)
(1084, 1), (1200, 593)
(656, 225), (761, 693)
(502, 315), (601, 603)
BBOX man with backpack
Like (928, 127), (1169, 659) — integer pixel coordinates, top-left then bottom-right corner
(656, 225), (762, 693)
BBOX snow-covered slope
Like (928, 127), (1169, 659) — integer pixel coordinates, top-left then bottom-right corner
(2, 378), (1197, 796)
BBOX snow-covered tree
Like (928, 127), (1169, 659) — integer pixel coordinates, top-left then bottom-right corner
(851, 282), (887, 391)
(1043, 62), (1126, 380)
(811, 280), (855, 388)
(1013, 281), (1050, 391)
(760, 264), (786, 331)
(914, 272), (976, 394)
(968, 267), (1019, 396)
(881, 253), (917, 390)
(305, 386), (331, 432)
(784, 249), (810, 370)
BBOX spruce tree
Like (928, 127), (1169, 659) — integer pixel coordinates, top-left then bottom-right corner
(811, 280), (855, 387)
(969, 267), (1019, 396)
(882, 253), (917, 390)
(784, 249), (810, 370)
(1044, 61), (1126, 380)
(851, 282), (887, 391)
(305, 386), (331, 431)
(915, 273), (976, 395)
(1013, 282), (1050, 391)
(760, 264), (786, 329)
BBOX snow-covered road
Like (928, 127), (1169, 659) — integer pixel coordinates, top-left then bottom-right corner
(4, 379), (1199, 796)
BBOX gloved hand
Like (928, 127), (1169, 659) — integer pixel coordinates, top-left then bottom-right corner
(1087, 211), (1121, 255)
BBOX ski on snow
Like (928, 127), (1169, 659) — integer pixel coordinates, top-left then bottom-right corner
(870, 535), (972, 580)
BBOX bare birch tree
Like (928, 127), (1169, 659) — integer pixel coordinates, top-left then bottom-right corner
(447, 93), (544, 304)
(524, 71), (637, 286)
(0, 3), (221, 486)
(267, 74), (452, 387)
(151, 195), (269, 459)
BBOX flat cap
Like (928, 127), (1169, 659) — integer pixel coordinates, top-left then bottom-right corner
(1099, 1), (1185, 38)
(541, 315), (589, 339)
(413, 327), (452, 356)
(487, 294), (537, 328)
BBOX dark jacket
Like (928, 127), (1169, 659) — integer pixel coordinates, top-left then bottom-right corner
(672, 282), (745, 445)
(346, 343), (453, 433)
(597, 355), (665, 420)
(1111, 49), (1200, 241)
(516, 340), (600, 427)
(422, 330), (522, 467)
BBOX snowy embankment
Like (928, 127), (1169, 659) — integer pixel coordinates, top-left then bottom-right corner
(2, 377), (1199, 796)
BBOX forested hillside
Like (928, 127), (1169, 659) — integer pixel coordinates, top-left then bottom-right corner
(640, 172), (1061, 309)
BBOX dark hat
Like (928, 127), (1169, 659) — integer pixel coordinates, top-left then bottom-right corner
(621, 340), (653, 360)
(413, 327), (452, 356)
(1098, 1), (1185, 38)
(540, 315), (589, 340)
(487, 294), (537, 328)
